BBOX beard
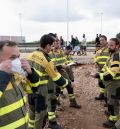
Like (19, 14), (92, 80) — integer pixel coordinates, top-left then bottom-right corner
(108, 48), (115, 53)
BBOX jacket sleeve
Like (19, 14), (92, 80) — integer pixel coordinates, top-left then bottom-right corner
(94, 50), (101, 64)
(0, 71), (10, 98)
(44, 60), (74, 94)
(99, 53), (120, 81)
(27, 68), (40, 92)
(27, 51), (74, 94)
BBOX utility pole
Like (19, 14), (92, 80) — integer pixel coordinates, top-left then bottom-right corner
(19, 13), (23, 43)
(19, 13), (26, 52)
(66, 0), (69, 45)
(100, 12), (103, 34)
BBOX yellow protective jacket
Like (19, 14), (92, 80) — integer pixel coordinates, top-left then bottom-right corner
(27, 49), (73, 92)
(49, 48), (66, 67)
(94, 47), (109, 71)
(0, 69), (40, 129)
(65, 55), (75, 64)
(99, 51), (120, 81)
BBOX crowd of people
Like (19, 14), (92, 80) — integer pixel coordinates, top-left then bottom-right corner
(59, 34), (87, 56)
(0, 33), (120, 129)
(0, 33), (81, 129)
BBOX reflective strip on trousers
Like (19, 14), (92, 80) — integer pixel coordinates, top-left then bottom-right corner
(48, 112), (56, 120)
(109, 115), (118, 122)
(28, 119), (35, 128)
(0, 113), (29, 129)
(100, 73), (104, 81)
(68, 94), (75, 99)
(100, 88), (105, 93)
(0, 96), (26, 116)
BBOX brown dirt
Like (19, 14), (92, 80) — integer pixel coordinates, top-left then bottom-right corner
(45, 64), (107, 129)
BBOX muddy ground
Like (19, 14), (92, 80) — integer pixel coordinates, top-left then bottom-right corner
(45, 64), (107, 129)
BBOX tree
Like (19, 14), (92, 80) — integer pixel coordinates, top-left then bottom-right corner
(116, 33), (120, 40)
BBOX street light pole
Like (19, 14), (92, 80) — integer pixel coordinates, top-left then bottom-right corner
(66, 0), (69, 45)
(19, 13), (23, 43)
(100, 12), (103, 34)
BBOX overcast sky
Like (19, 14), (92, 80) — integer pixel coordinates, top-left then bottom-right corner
(0, 0), (120, 42)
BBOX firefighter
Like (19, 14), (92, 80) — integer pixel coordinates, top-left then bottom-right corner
(64, 45), (75, 83)
(49, 33), (80, 108)
(94, 35), (109, 100)
(92, 38), (120, 128)
(0, 41), (40, 129)
(27, 34), (75, 129)
(47, 34), (63, 129)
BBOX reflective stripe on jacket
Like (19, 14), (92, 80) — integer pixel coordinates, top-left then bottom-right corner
(0, 75), (28, 128)
(94, 47), (109, 70)
(100, 52), (120, 81)
(27, 49), (69, 89)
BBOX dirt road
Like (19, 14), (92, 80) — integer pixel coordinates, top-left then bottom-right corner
(45, 65), (107, 129)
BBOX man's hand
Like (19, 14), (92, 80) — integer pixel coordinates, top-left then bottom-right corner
(0, 60), (12, 73)
(21, 58), (32, 74)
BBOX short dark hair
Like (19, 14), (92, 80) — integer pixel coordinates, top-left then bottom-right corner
(99, 35), (107, 41)
(40, 34), (55, 48)
(65, 45), (72, 50)
(110, 38), (120, 46)
(48, 33), (57, 38)
(0, 40), (18, 51)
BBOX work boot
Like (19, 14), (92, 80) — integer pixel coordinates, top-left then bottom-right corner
(103, 120), (115, 128)
(112, 125), (117, 129)
(95, 94), (105, 100)
(104, 110), (110, 117)
(48, 121), (63, 129)
(69, 98), (81, 109)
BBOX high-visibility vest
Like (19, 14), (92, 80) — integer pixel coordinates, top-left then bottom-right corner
(94, 47), (109, 70)
(27, 49), (69, 89)
(49, 49), (66, 66)
(0, 75), (29, 129)
(100, 51), (120, 81)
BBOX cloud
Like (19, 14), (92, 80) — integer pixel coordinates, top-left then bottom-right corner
(14, 0), (87, 22)
(14, 0), (120, 23)
(1, 0), (120, 42)
(79, 0), (120, 19)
